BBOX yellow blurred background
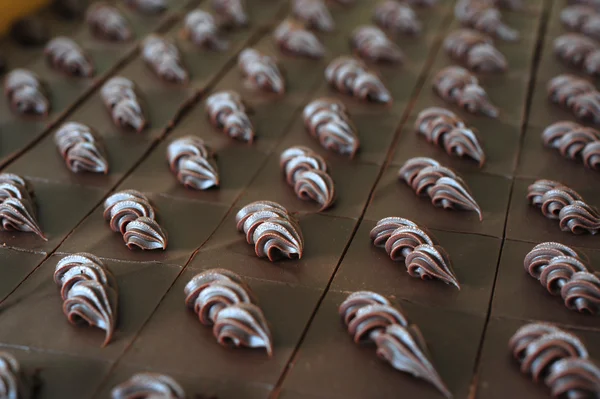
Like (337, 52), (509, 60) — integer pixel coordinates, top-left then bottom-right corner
(0, 0), (49, 36)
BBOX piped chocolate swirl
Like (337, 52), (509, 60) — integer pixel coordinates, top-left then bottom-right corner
(325, 57), (392, 104)
(547, 74), (600, 125)
(54, 253), (118, 346)
(373, 1), (422, 36)
(205, 90), (254, 142)
(44, 37), (94, 78)
(0, 352), (30, 399)
(86, 3), (132, 42)
(167, 136), (220, 190)
(370, 217), (460, 289)
(303, 98), (360, 157)
(542, 121), (600, 170)
(561, 5), (600, 41)
(4, 69), (50, 116)
(443, 29), (507, 73)
(235, 200), (304, 261)
(398, 157), (483, 220)
(141, 35), (189, 84)
(54, 122), (109, 174)
(101, 77), (147, 132)
(280, 146), (336, 211)
(415, 107), (486, 166)
(111, 373), (185, 399)
(351, 25), (404, 64)
(454, 0), (519, 41)
(433, 66), (499, 117)
(182, 10), (227, 51)
(527, 179), (600, 235)
(274, 19), (325, 59)
(122, 0), (166, 14)
(238, 49), (285, 94)
(103, 190), (168, 250)
(554, 33), (600, 76)
(212, 0), (248, 28)
(509, 322), (600, 397)
(0, 173), (46, 240)
(292, 0), (334, 32)
(184, 269), (273, 356)
(339, 291), (452, 398)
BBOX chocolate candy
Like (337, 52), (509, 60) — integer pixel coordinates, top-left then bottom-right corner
(292, 0), (334, 32)
(212, 0), (247, 28)
(273, 19), (325, 59)
(54, 122), (109, 174)
(554, 33), (600, 76)
(0, 352), (30, 398)
(443, 29), (507, 73)
(182, 9), (227, 51)
(205, 90), (254, 142)
(167, 136), (220, 190)
(561, 5), (600, 41)
(0, 173), (46, 240)
(454, 0), (519, 42)
(548, 74), (600, 125)
(325, 57), (392, 103)
(141, 35), (189, 84)
(111, 373), (185, 398)
(542, 121), (600, 170)
(44, 37), (94, 78)
(373, 1), (422, 36)
(101, 77), (146, 131)
(351, 25), (404, 64)
(238, 49), (285, 94)
(4, 68), (50, 116)
(86, 3), (133, 42)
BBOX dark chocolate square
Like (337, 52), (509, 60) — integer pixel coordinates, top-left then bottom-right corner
(0, 248), (45, 301)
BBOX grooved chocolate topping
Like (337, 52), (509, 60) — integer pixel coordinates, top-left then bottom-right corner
(547, 74), (600, 124)
(292, 0), (334, 32)
(351, 25), (404, 64)
(101, 77), (147, 132)
(111, 373), (185, 399)
(4, 68), (50, 116)
(0, 352), (29, 399)
(103, 190), (168, 250)
(54, 122), (109, 174)
(280, 146), (336, 211)
(523, 242), (585, 281)
(167, 135), (220, 190)
(302, 98), (360, 157)
(86, 3), (132, 42)
(212, 0), (248, 28)
(54, 253), (118, 347)
(238, 49), (285, 94)
(554, 33), (600, 76)
(205, 90), (254, 142)
(370, 217), (460, 289)
(444, 29), (507, 73)
(122, 0), (166, 14)
(235, 200), (304, 261)
(339, 291), (452, 398)
(561, 271), (600, 314)
(527, 179), (600, 235)
(545, 358), (600, 398)
(141, 35), (189, 84)
(274, 19), (325, 59)
(542, 121), (600, 170)
(325, 56), (392, 104)
(44, 37), (94, 78)
(433, 66), (498, 117)
(454, 0), (519, 41)
(373, 1), (421, 36)
(184, 269), (273, 356)
(561, 5), (600, 41)
(415, 107), (486, 166)
(182, 10), (227, 51)
(0, 173), (46, 240)
(398, 157), (483, 220)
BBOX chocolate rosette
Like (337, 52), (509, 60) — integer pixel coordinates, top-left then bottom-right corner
(545, 357), (600, 398)
(433, 66), (498, 117)
(44, 37), (94, 78)
(561, 271), (600, 314)
(280, 146), (335, 211)
(373, 1), (422, 36)
(184, 269), (273, 356)
(443, 29), (507, 73)
(369, 217), (421, 249)
(235, 200), (304, 261)
(302, 98), (360, 157)
(0, 173), (45, 240)
(523, 241), (584, 280)
(212, 0), (247, 28)
(415, 107), (486, 166)
(4, 69), (50, 116)
(274, 19), (325, 59)
(351, 25), (404, 64)
(122, 0), (166, 14)
(292, 0), (334, 32)
(167, 135), (220, 190)
(103, 190), (168, 250)
(572, 91), (600, 125)
(182, 9), (227, 51)
(141, 35), (189, 84)
(547, 74), (600, 124)
(111, 373), (185, 399)
(54, 122), (108, 174)
(398, 157), (483, 220)
(382, 221), (436, 261)
(339, 291), (451, 398)
(238, 49), (285, 94)
(559, 200), (600, 234)
(405, 244), (460, 289)
(0, 352), (30, 399)
(554, 33), (600, 76)
(454, 0), (519, 41)
(54, 253), (118, 347)
(325, 56), (392, 104)
(101, 77), (146, 132)
(205, 90), (254, 142)
(561, 5), (600, 41)
(542, 121), (600, 170)
(86, 3), (132, 42)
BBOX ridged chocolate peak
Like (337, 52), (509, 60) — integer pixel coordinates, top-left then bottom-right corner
(433, 66), (498, 117)
(86, 3), (132, 42)
(325, 56), (392, 104)
(454, 0), (519, 41)
(142, 35), (189, 84)
(292, 0), (334, 32)
(4, 68), (50, 116)
(54, 121), (109, 174)
(374, 1), (422, 36)
(238, 48), (285, 94)
(444, 29), (507, 73)
(167, 135), (220, 190)
(183, 9), (227, 51)
(101, 76), (146, 132)
(274, 19), (325, 59)
(44, 37), (94, 77)
(205, 90), (254, 142)
(351, 25), (404, 64)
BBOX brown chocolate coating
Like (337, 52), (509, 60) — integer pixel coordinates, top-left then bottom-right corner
(111, 372), (185, 398)
(454, 0), (519, 42)
(373, 1), (421, 36)
(415, 107), (486, 166)
(292, 0), (334, 32)
(4, 68), (50, 116)
(44, 37), (94, 77)
(10, 16), (49, 46)
(212, 0), (248, 28)
(547, 74), (600, 125)
(0, 173), (45, 240)
(273, 19), (325, 59)
(122, 0), (166, 14)
(325, 57), (392, 104)
(542, 121), (600, 170)
(54, 122), (109, 174)
(351, 25), (404, 64)
(101, 76), (147, 132)
(280, 146), (335, 211)
(54, 253), (118, 347)
(182, 10), (227, 51)
(0, 352), (29, 399)
(86, 3), (133, 42)
(205, 90), (254, 142)
(443, 29), (507, 73)
(141, 35), (189, 84)
(238, 48), (285, 94)
(561, 5), (600, 41)
(167, 135), (219, 190)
